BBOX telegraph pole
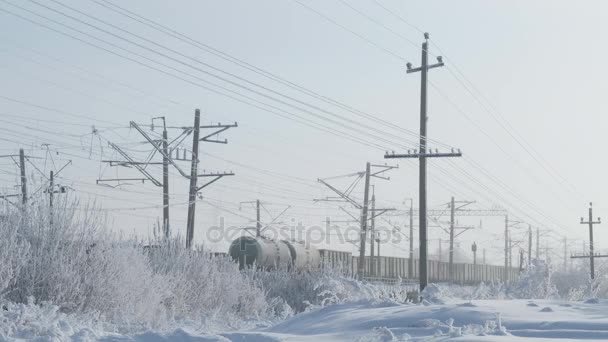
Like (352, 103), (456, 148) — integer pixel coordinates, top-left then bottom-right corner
(581, 202), (601, 279)
(358, 162), (372, 278)
(385, 33), (461, 292)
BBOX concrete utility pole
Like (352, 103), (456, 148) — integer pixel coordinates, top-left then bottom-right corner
(317, 163), (397, 279)
(563, 237), (568, 269)
(536, 227), (540, 260)
(19, 148), (26, 205)
(519, 250), (524, 272)
(449, 196), (455, 280)
(508, 232), (513, 269)
(385, 34), (462, 292)
(409, 201), (414, 279)
(186, 110), (201, 249)
(483, 249), (486, 264)
(358, 162), (372, 278)
(581, 202), (601, 279)
(472, 242), (477, 265)
(370, 192), (376, 276)
(162, 120), (170, 238)
(504, 215), (509, 282)
(256, 199), (261, 237)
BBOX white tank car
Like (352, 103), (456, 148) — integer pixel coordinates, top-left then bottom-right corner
(228, 236), (320, 270)
(228, 236), (291, 269)
(282, 240), (320, 269)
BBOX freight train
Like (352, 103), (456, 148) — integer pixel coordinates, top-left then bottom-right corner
(228, 236), (520, 284)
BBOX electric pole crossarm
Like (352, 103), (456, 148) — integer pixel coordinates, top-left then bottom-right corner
(195, 174), (233, 191)
(317, 178), (362, 209)
(108, 142), (162, 187)
(130, 121), (190, 178)
(97, 178), (147, 183)
(385, 152), (462, 159)
(199, 123), (238, 144)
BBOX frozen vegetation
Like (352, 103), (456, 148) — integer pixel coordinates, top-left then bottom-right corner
(1, 198), (607, 341)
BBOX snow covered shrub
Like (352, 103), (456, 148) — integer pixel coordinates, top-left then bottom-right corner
(509, 259), (557, 299)
(144, 238), (270, 325)
(0, 205), (30, 298)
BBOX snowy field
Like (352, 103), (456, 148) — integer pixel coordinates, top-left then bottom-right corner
(4, 296), (608, 341)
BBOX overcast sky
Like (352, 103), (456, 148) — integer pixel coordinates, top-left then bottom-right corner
(0, 0), (606, 265)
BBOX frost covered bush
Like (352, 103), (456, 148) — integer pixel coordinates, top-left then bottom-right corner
(509, 260), (557, 299)
(0, 198), (271, 331)
(247, 266), (413, 314)
(145, 238), (270, 325)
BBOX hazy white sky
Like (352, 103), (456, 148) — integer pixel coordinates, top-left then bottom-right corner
(0, 0), (607, 265)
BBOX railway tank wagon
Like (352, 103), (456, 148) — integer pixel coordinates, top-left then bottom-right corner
(228, 236), (320, 270)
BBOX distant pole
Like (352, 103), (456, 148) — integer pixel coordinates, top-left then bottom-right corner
(370, 192), (376, 276)
(504, 215), (509, 282)
(483, 249), (486, 264)
(186, 109), (201, 249)
(256, 199), (261, 237)
(162, 120), (170, 238)
(357, 162), (372, 279)
(581, 202), (601, 279)
(519, 250), (524, 272)
(536, 227), (540, 260)
(449, 196), (455, 282)
(563, 237), (568, 269)
(438, 239), (442, 262)
(528, 224), (532, 264)
(472, 242), (477, 265)
(508, 232), (513, 269)
(19, 148), (27, 205)
(49, 170), (54, 226)
(408, 202), (414, 279)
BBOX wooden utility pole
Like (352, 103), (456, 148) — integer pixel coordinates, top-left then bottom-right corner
(358, 162), (372, 279)
(580, 202), (601, 279)
(186, 109), (201, 249)
(384, 32), (461, 292)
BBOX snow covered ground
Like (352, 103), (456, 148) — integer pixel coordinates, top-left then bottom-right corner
(4, 296), (608, 341)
